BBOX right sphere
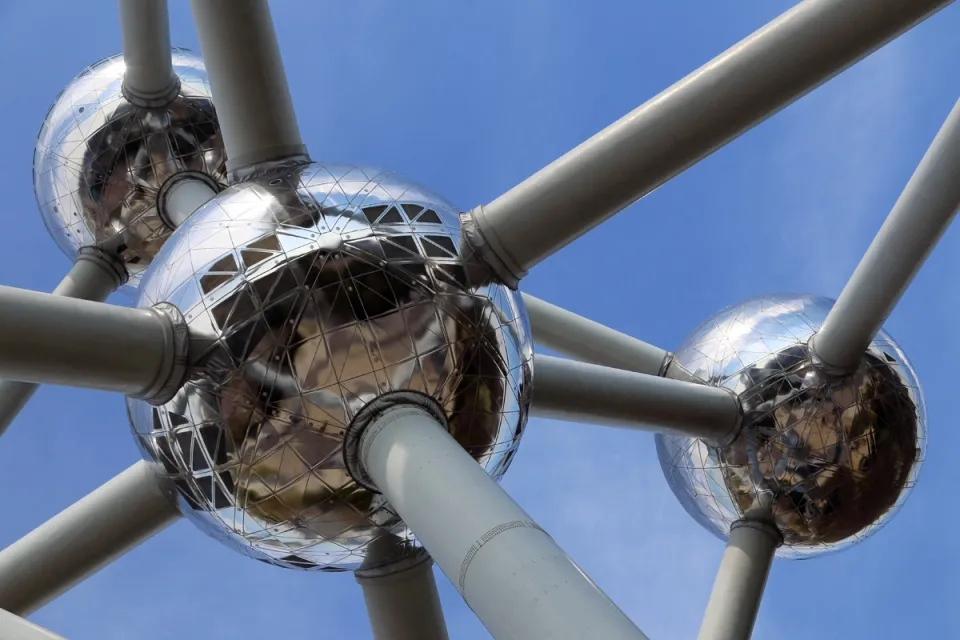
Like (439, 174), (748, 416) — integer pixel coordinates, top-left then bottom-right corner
(656, 294), (925, 558)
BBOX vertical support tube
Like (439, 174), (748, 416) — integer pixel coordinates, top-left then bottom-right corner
(698, 520), (781, 640)
(521, 293), (670, 375)
(0, 249), (125, 438)
(118, 0), (179, 106)
(189, 0), (307, 174)
(812, 99), (960, 373)
(356, 548), (449, 640)
(0, 461), (181, 615)
(359, 404), (649, 640)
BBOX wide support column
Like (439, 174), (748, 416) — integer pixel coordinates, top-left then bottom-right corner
(532, 355), (741, 444)
(0, 249), (126, 438)
(0, 609), (66, 640)
(812, 99), (960, 373)
(0, 285), (185, 401)
(189, 0), (307, 175)
(0, 461), (181, 615)
(358, 403), (649, 640)
(355, 545), (449, 640)
(118, 0), (179, 106)
(522, 293), (669, 374)
(464, 0), (953, 283)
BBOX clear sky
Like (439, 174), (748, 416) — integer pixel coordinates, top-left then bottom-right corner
(0, 1), (958, 638)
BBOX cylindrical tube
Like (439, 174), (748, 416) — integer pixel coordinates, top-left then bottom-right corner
(813, 99), (960, 373)
(0, 285), (175, 397)
(356, 551), (449, 640)
(158, 174), (218, 228)
(360, 404), (649, 640)
(469, 0), (952, 281)
(522, 293), (669, 375)
(531, 355), (741, 444)
(189, 0), (307, 173)
(0, 251), (125, 438)
(118, 0), (179, 106)
(0, 609), (66, 640)
(698, 520), (780, 640)
(0, 461), (181, 615)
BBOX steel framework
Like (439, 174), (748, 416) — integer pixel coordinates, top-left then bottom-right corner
(0, 0), (957, 638)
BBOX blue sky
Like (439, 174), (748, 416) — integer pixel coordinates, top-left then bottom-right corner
(0, 1), (958, 638)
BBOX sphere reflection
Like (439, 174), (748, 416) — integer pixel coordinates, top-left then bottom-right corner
(656, 294), (924, 558)
(34, 49), (226, 289)
(127, 162), (533, 570)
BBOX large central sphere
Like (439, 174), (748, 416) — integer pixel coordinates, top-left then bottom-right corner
(656, 294), (925, 558)
(33, 49), (226, 288)
(127, 162), (533, 570)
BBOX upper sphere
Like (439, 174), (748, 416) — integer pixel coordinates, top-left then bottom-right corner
(33, 49), (227, 289)
(656, 294), (925, 558)
(127, 162), (533, 571)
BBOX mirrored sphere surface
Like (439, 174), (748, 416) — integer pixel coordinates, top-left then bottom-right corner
(656, 294), (925, 558)
(127, 162), (533, 570)
(34, 49), (226, 289)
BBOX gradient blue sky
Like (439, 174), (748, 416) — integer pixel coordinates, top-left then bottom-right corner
(0, 1), (958, 638)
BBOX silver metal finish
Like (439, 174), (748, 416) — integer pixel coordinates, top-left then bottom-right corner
(356, 545), (449, 640)
(118, 0), (179, 106)
(812, 99), (960, 374)
(657, 294), (925, 558)
(0, 461), (179, 616)
(522, 293), (669, 374)
(532, 355), (741, 444)
(0, 249), (125, 438)
(359, 404), (649, 640)
(698, 519), (781, 640)
(126, 162), (534, 570)
(34, 49), (227, 289)
(0, 286), (183, 399)
(466, 0), (953, 281)
(189, 0), (307, 175)
(0, 610), (66, 640)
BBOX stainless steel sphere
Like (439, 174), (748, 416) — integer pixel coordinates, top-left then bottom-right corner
(656, 294), (925, 558)
(34, 49), (226, 289)
(127, 162), (533, 570)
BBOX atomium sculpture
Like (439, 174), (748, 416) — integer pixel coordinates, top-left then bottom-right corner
(0, 1), (957, 639)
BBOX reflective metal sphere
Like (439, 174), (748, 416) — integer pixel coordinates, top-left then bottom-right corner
(127, 162), (533, 570)
(34, 49), (226, 289)
(656, 294), (925, 558)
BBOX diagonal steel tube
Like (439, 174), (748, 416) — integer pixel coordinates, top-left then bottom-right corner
(532, 355), (741, 444)
(0, 285), (183, 400)
(359, 404), (649, 639)
(0, 461), (180, 615)
(0, 609), (66, 640)
(189, 0), (307, 176)
(118, 0), (179, 106)
(522, 293), (669, 374)
(0, 250), (125, 439)
(812, 99), (960, 374)
(465, 0), (954, 284)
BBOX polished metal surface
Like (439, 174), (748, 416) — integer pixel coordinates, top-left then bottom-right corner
(656, 294), (925, 558)
(127, 162), (533, 570)
(34, 49), (226, 289)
